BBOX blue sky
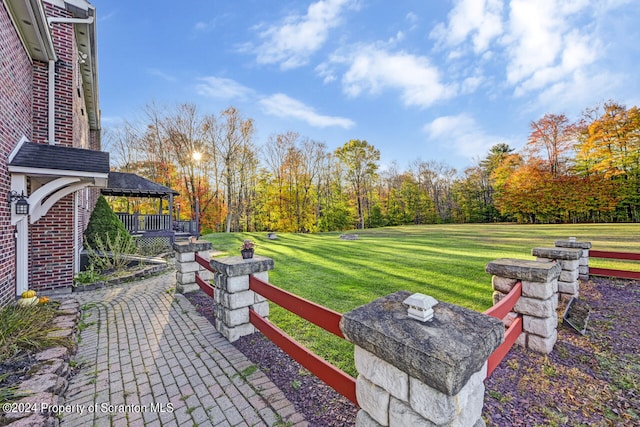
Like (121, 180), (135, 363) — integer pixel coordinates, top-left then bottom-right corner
(92, 0), (640, 171)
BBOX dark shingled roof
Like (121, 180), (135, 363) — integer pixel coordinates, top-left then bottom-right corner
(102, 172), (179, 197)
(9, 141), (109, 173)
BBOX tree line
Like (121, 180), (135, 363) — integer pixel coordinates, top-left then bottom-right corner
(105, 100), (640, 233)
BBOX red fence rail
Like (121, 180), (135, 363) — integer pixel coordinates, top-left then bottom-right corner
(248, 275), (357, 404)
(484, 281), (523, 377)
(195, 253), (215, 298)
(249, 308), (357, 404)
(589, 250), (640, 280)
(193, 254), (357, 405)
(249, 276), (344, 338)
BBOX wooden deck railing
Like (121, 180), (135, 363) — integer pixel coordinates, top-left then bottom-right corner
(483, 280), (523, 377)
(116, 213), (172, 233)
(589, 250), (640, 280)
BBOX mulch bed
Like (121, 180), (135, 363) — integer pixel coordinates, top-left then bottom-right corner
(186, 277), (639, 427)
(484, 277), (639, 426)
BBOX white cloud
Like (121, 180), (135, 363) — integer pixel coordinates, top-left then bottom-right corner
(534, 69), (621, 112)
(430, 0), (504, 54)
(259, 93), (355, 129)
(248, 0), (354, 70)
(194, 20), (215, 32)
(504, 0), (597, 96)
(195, 77), (254, 100)
(147, 68), (176, 82)
(335, 45), (456, 108)
(423, 114), (505, 159)
(406, 12), (419, 24)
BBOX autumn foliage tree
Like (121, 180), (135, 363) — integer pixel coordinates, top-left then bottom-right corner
(526, 113), (577, 177)
(575, 101), (640, 221)
(103, 100), (640, 230)
(334, 140), (380, 229)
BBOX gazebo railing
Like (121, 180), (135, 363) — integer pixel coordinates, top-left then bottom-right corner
(116, 213), (172, 233)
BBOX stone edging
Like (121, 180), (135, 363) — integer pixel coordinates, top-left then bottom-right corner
(3, 299), (80, 427)
(72, 262), (167, 292)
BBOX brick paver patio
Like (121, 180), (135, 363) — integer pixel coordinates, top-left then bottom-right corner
(61, 272), (307, 426)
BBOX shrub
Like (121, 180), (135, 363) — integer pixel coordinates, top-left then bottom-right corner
(84, 232), (139, 275)
(84, 196), (133, 250)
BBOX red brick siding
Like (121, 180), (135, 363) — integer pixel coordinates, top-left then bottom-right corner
(30, 195), (75, 291)
(32, 5), (76, 147)
(0, 2), (32, 305)
(29, 2), (97, 293)
(31, 62), (48, 143)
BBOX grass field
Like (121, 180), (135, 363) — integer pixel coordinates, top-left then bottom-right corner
(202, 223), (640, 375)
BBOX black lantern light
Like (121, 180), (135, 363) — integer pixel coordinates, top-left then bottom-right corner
(8, 191), (29, 215)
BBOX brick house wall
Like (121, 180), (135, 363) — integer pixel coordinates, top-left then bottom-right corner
(0, 2), (32, 305)
(1, 0), (103, 299)
(29, 1), (97, 291)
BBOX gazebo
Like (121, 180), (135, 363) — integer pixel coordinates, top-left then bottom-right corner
(102, 172), (197, 245)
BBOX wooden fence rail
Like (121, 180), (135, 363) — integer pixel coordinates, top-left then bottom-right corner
(589, 250), (640, 280)
(194, 254), (357, 405)
(484, 280), (523, 377)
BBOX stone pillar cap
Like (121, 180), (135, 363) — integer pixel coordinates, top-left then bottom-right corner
(486, 258), (562, 281)
(554, 239), (592, 249)
(532, 247), (582, 260)
(340, 291), (503, 396)
(209, 255), (274, 277)
(173, 240), (213, 253)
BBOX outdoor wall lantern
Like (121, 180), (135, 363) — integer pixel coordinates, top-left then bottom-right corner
(8, 191), (29, 215)
(403, 293), (438, 322)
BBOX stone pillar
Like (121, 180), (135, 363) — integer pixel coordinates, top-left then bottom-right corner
(341, 291), (504, 427)
(486, 259), (562, 354)
(210, 256), (273, 342)
(555, 238), (592, 281)
(532, 247), (582, 302)
(173, 240), (213, 293)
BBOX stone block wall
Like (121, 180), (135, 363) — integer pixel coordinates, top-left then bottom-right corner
(341, 291), (503, 427)
(555, 238), (592, 281)
(486, 259), (562, 354)
(209, 256), (273, 342)
(173, 240), (213, 293)
(532, 246), (582, 302)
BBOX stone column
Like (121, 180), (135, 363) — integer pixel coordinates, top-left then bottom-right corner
(486, 258), (562, 354)
(341, 291), (504, 427)
(172, 240), (213, 293)
(209, 256), (272, 342)
(532, 247), (582, 302)
(555, 238), (592, 281)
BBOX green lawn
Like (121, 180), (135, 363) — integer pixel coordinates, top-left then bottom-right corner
(202, 223), (640, 376)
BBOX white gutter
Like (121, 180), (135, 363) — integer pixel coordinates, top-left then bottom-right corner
(46, 16), (95, 145)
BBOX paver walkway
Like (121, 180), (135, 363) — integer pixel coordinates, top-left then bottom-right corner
(61, 272), (307, 427)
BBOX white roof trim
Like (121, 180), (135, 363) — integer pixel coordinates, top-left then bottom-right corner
(8, 136), (29, 164)
(5, 0), (57, 61)
(7, 165), (109, 179)
(45, 0), (91, 11)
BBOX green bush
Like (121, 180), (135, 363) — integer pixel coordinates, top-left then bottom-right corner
(85, 232), (139, 274)
(84, 196), (133, 250)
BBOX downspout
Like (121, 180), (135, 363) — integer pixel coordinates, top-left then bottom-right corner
(47, 17), (95, 25)
(46, 16), (95, 145)
(48, 59), (55, 144)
